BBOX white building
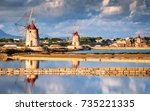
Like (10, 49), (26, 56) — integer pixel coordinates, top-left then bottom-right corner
(72, 32), (80, 47)
(67, 32), (83, 50)
(25, 21), (39, 47)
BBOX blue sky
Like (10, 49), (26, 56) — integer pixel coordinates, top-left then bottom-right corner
(0, 0), (150, 38)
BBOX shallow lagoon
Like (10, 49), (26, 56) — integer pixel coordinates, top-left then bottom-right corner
(0, 60), (150, 68)
(0, 75), (150, 94)
(0, 60), (150, 94)
(72, 49), (150, 53)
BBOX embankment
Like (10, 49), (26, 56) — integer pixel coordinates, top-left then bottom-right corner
(7, 53), (150, 63)
(10, 53), (150, 59)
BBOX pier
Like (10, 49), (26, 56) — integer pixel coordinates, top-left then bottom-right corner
(0, 67), (150, 77)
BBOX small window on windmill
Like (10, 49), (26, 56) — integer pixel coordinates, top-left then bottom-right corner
(30, 61), (33, 66)
(30, 31), (31, 33)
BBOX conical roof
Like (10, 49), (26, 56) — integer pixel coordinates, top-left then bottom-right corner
(73, 32), (79, 36)
(27, 21), (37, 30)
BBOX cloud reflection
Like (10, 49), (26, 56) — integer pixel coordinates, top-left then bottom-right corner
(0, 75), (150, 94)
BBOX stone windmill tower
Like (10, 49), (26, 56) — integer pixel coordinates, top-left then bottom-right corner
(67, 31), (83, 50)
(26, 21), (39, 47)
(25, 10), (39, 47)
(72, 32), (80, 47)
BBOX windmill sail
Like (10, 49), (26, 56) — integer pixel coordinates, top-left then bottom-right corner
(15, 9), (39, 47)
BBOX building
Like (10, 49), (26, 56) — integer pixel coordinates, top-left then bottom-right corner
(25, 21), (39, 47)
(95, 38), (103, 43)
(136, 36), (142, 44)
(112, 36), (147, 47)
(72, 32), (80, 47)
(3, 44), (18, 49)
(124, 38), (135, 47)
(134, 35), (147, 47)
(112, 39), (127, 47)
(67, 31), (83, 50)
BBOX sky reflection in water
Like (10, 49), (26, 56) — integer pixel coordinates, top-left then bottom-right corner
(72, 49), (150, 53)
(0, 75), (150, 94)
(0, 60), (150, 94)
(0, 60), (150, 68)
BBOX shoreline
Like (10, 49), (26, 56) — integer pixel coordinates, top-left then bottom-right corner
(5, 53), (150, 63)
(1, 47), (150, 61)
(91, 47), (150, 50)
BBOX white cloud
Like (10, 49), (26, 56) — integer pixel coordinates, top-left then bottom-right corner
(101, 0), (122, 16)
(42, 16), (125, 37)
(27, 0), (32, 3)
(102, 0), (110, 7)
(102, 6), (122, 15)
(33, 0), (65, 17)
(0, 24), (4, 29)
(129, 0), (137, 17)
(140, 0), (150, 15)
(37, 14), (132, 37)
(43, 0), (64, 9)
(140, 0), (146, 10)
(35, 0), (64, 10)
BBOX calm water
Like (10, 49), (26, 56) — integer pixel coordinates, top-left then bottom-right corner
(0, 60), (150, 68)
(72, 49), (150, 53)
(1, 75), (150, 94)
(0, 60), (150, 94)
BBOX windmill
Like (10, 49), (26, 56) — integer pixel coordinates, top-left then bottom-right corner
(72, 24), (80, 46)
(67, 24), (83, 50)
(15, 9), (39, 47)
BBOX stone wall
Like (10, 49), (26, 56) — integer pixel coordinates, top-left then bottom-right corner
(0, 67), (150, 77)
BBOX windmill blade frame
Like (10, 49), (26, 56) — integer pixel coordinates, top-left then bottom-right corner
(28, 9), (34, 26)
(15, 9), (35, 41)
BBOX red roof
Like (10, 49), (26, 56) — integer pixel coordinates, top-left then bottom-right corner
(137, 35), (141, 38)
(135, 35), (141, 39)
(27, 22), (37, 30)
(26, 75), (38, 86)
(73, 32), (79, 36)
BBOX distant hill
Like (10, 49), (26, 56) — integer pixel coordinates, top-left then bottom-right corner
(0, 29), (21, 38)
